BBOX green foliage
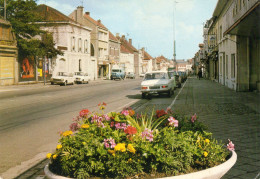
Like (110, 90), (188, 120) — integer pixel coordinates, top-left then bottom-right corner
(47, 107), (230, 178)
(0, 0), (62, 58)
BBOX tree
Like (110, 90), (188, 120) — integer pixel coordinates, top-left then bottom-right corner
(0, 0), (62, 58)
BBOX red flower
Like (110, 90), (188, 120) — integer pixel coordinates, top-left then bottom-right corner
(156, 109), (167, 118)
(124, 126), (137, 135)
(79, 109), (90, 117)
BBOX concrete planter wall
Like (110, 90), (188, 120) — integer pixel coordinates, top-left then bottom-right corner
(44, 151), (237, 179)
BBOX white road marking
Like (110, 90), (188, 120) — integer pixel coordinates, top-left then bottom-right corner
(167, 79), (188, 110)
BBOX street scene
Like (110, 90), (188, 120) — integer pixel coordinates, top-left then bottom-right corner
(0, 0), (260, 179)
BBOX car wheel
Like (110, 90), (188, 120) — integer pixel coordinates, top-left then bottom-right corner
(72, 81), (74, 85)
(51, 82), (54, 85)
(167, 89), (172, 97)
(82, 80), (84, 84)
(141, 93), (146, 99)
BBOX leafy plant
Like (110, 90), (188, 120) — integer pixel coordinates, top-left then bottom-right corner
(46, 104), (232, 178)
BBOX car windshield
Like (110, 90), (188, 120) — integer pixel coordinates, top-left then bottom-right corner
(112, 69), (120, 72)
(57, 72), (68, 76)
(74, 72), (84, 76)
(144, 72), (167, 80)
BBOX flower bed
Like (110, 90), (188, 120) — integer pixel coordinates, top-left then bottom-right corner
(46, 103), (235, 179)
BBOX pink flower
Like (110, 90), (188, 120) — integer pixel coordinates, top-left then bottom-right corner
(69, 122), (80, 132)
(104, 138), (116, 148)
(103, 114), (110, 121)
(227, 139), (235, 151)
(121, 110), (129, 116)
(141, 128), (154, 142)
(191, 113), (197, 123)
(168, 116), (178, 127)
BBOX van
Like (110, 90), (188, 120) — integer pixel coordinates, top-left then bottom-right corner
(111, 69), (125, 80)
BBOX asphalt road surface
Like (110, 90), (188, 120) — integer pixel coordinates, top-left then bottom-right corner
(0, 79), (144, 178)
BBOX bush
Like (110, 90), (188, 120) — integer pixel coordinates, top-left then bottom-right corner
(46, 104), (231, 179)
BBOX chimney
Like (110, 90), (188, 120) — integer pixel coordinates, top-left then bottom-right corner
(116, 33), (120, 37)
(76, 6), (83, 23)
(85, 12), (90, 15)
(129, 39), (132, 45)
(97, 19), (101, 23)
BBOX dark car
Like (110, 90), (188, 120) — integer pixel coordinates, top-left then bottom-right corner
(168, 71), (181, 88)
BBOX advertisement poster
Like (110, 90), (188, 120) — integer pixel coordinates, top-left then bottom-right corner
(19, 56), (36, 81)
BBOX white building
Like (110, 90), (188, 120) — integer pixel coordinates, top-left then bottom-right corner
(36, 5), (95, 80)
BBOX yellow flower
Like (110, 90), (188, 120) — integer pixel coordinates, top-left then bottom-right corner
(127, 144), (136, 154)
(46, 153), (52, 159)
(62, 130), (73, 137)
(114, 143), (126, 152)
(56, 144), (62, 150)
(108, 150), (115, 156)
(128, 158), (132, 162)
(82, 142), (86, 145)
(81, 124), (90, 129)
(53, 154), (57, 159)
(205, 139), (210, 144)
(204, 151), (208, 157)
(199, 145), (202, 148)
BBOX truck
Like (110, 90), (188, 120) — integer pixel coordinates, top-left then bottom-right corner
(111, 68), (125, 80)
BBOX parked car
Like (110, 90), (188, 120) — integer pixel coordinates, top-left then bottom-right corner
(141, 71), (175, 98)
(139, 73), (145, 77)
(50, 72), (75, 86)
(126, 72), (135, 79)
(74, 72), (90, 84)
(168, 71), (181, 88)
(111, 68), (125, 80)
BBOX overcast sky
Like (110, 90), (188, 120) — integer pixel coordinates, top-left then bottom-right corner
(37, 0), (218, 60)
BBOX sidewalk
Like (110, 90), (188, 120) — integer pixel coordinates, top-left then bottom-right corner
(15, 77), (260, 179)
(173, 77), (260, 179)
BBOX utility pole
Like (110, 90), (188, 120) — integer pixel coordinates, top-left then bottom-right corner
(173, 1), (177, 62)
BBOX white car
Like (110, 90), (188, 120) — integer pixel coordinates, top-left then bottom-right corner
(50, 72), (75, 86)
(141, 71), (175, 98)
(74, 72), (90, 84)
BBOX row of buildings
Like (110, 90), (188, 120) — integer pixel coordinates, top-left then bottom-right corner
(0, 4), (188, 86)
(194, 0), (260, 92)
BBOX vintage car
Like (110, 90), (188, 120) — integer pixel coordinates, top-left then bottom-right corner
(141, 71), (175, 98)
(111, 68), (125, 80)
(126, 72), (135, 79)
(74, 72), (90, 84)
(50, 72), (75, 86)
(168, 71), (181, 88)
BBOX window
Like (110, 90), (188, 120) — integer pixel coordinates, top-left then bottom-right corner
(71, 37), (76, 51)
(91, 43), (95, 56)
(84, 40), (88, 53)
(220, 56), (222, 75)
(79, 59), (82, 72)
(226, 55), (228, 79)
(231, 54), (235, 78)
(78, 38), (82, 52)
(219, 26), (222, 40)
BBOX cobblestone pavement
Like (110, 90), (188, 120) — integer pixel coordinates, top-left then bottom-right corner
(15, 77), (260, 179)
(172, 77), (260, 179)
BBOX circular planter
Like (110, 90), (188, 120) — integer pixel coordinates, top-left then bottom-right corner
(44, 151), (237, 179)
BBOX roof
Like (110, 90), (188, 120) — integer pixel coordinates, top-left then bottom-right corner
(36, 4), (77, 23)
(118, 36), (138, 53)
(109, 31), (119, 42)
(156, 55), (168, 63)
(120, 44), (132, 54)
(84, 14), (108, 30)
(143, 50), (153, 60)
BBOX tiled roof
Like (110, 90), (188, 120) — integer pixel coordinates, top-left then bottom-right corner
(84, 14), (108, 30)
(36, 4), (77, 23)
(143, 50), (153, 60)
(109, 31), (119, 42)
(118, 37), (138, 53)
(156, 55), (168, 63)
(120, 44), (132, 54)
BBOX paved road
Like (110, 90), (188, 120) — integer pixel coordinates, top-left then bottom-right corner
(0, 79), (145, 178)
(3, 77), (260, 179)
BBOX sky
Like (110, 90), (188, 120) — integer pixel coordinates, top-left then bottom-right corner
(37, 0), (218, 60)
